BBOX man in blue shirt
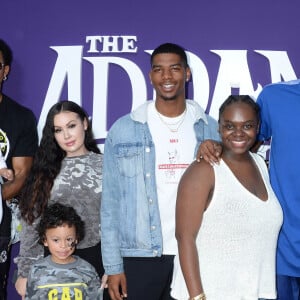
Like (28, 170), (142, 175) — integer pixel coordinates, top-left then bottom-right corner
(256, 80), (300, 300)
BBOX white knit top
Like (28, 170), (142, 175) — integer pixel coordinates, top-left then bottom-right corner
(171, 153), (283, 300)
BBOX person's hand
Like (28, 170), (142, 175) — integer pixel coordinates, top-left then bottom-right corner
(15, 276), (27, 299)
(107, 273), (127, 300)
(197, 140), (222, 165)
(101, 273), (108, 289)
(0, 168), (14, 181)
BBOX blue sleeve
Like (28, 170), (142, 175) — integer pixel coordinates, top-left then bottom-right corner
(100, 131), (124, 275)
(257, 90), (272, 142)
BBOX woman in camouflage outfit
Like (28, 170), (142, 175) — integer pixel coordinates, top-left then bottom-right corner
(15, 101), (104, 299)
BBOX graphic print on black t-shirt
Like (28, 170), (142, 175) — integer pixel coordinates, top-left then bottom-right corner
(0, 128), (9, 161)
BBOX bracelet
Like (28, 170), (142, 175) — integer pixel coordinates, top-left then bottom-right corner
(190, 293), (206, 300)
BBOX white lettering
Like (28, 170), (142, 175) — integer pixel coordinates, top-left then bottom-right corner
(86, 36), (103, 53)
(84, 56), (147, 139)
(101, 36), (119, 53)
(255, 50), (297, 82)
(121, 36), (138, 53)
(38, 46), (83, 139)
(86, 35), (137, 53)
(186, 51), (210, 110)
(209, 50), (262, 119)
(39, 45), (298, 148)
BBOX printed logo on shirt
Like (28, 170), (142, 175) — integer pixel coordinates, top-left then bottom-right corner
(158, 148), (189, 181)
(0, 128), (9, 160)
(37, 283), (86, 300)
(47, 287), (83, 300)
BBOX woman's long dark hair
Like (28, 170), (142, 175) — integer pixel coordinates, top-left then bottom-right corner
(20, 101), (100, 224)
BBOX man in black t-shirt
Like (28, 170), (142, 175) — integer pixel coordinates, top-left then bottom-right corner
(0, 39), (38, 299)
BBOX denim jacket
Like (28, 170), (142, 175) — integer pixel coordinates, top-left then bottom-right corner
(101, 100), (220, 275)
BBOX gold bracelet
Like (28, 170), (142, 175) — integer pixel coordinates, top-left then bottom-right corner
(190, 293), (206, 300)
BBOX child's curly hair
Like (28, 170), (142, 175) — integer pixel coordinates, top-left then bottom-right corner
(37, 202), (85, 245)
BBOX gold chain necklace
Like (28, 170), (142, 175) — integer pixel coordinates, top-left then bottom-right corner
(156, 108), (187, 133)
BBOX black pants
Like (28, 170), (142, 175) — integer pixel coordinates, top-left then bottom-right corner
(277, 275), (300, 300)
(123, 255), (175, 300)
(0, 204), (12, 300)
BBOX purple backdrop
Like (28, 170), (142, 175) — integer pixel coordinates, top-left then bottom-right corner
(2, 0), (300, 298)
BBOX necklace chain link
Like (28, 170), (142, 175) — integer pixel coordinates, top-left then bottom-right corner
(156, 108), (187, 132)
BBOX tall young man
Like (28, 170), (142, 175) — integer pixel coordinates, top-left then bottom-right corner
(101, 43), (219, 300)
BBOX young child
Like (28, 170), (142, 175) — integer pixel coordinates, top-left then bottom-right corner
(25, 202), (102, 299)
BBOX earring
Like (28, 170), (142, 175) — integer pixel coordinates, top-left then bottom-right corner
(3, 75), (7, 81)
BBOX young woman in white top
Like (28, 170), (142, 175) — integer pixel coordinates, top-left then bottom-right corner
(171, 95), (283, 300)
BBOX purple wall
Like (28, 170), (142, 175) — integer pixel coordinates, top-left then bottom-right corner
(2, 0), (300, 298)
